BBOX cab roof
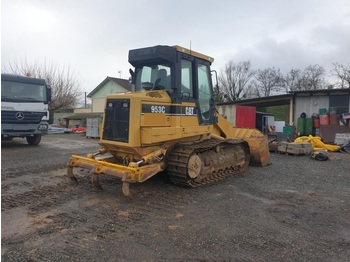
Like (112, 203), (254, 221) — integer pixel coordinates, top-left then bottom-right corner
(128, 45), (214, 67)
(1, 73), (46, 85)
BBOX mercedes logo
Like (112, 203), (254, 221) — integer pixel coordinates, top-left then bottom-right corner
(15, 112), (25, 120)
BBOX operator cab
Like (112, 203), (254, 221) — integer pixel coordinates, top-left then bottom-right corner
(128, 45), (216, 125)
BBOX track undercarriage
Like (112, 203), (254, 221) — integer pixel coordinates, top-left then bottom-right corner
(167, 139), (250, 187)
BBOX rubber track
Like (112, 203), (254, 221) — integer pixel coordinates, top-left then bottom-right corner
(166, 139), (249, 187)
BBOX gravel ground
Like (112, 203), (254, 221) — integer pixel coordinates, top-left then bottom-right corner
(1, 134), (350, 261)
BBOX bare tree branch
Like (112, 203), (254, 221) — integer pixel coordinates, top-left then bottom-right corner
(2, 60), (82, 110)
(254, 67), (283, 97)
(332, 62), (350, 88)
(219, 60), (255, 101)
(283, 65), (327, 91)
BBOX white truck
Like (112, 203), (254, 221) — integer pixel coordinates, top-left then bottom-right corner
(1, 73), (52, 145)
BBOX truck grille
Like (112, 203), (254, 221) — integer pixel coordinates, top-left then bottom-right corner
(102, 99), (130, 142)
(1, 110), (46, 124)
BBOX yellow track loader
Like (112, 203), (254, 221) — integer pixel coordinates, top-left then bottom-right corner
(67, 45), (270, 196)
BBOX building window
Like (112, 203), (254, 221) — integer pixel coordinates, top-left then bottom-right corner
(329, 95), (349, 115)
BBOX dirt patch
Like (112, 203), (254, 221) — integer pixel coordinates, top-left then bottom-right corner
(2, 134), (350, 261)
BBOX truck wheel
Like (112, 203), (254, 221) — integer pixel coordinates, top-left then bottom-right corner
(26, 134), (41, 145)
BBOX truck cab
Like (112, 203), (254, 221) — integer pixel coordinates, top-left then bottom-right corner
(1, 73), (52, 145)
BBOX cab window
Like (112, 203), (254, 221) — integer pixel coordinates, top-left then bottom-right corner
(181, 59), (192, 99)
(197, 64), (211, 121)
(135, 64), (171, 92)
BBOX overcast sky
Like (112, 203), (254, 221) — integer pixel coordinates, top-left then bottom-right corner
(2, 0), (350, 93)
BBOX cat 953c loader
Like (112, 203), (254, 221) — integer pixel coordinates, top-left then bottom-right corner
(67, 45), (270, 196)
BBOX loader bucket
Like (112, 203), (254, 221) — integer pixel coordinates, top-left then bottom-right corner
(214, 114), (271, 167)
(231, 128), (271, 166)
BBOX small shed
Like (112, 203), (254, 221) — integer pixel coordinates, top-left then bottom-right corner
(217, 90), (350, 143)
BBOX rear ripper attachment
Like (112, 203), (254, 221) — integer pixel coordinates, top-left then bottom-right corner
(67, 147), (167, 197)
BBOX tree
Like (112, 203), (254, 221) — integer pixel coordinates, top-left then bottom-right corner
(283, 65), (327, 92)
(219, 60), (255, 102)
(302, 64), (327, 90)
(2, 60), (82, 110)
(283, 68), (301, 92)
(213, 83), (226, 103)
(332, 62), (350, 88)
(253, 67), (283, 97)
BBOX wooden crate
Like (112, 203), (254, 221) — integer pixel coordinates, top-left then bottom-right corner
(278, 142), (313, 156)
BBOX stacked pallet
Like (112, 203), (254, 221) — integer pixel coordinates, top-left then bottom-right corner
(278, 142), (313, 156)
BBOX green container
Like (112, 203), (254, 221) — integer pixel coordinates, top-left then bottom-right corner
(283, 126), (293, 135)
(329, 107), (337, 115)
(297, 118), (306, 136)
(319, 108), (327, 115)
(305, 118), (313, 135)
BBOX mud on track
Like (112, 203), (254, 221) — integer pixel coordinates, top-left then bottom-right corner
(2, 134), (350, 261)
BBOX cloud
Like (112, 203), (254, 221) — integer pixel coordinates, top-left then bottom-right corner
(2, 0), (350, 91)
(213, 18), (350, 76)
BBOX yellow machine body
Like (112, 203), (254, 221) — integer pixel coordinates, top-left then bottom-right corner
(67, 45), (270, 196)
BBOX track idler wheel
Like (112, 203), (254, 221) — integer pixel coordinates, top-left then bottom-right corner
(187, 154), (202, 180)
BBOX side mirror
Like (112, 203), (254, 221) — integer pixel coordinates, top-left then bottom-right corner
(46, 85), (52, 102)
(129, 68), (135, 78)
(211, 70), (218, 88)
